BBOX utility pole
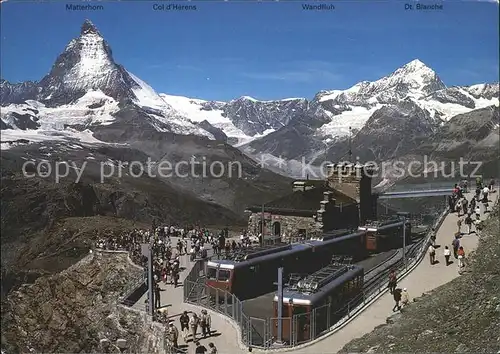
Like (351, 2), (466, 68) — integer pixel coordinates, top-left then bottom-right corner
(142, 239), (155, 316)
(277, 267), (284, 344)
(147, 243), (154, 316)
(397, 212), (409, 270)
(261, 203), (265, 246)
(348, 126), (352, 162)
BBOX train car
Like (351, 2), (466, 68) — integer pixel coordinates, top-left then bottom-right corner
(309, 228), (353, 241)
(358, 218), (411, 252)
(272, 263), (364, 344)
(206, 231), (367, 300)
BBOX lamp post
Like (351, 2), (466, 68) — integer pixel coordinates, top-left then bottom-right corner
(277, 267), (284, 344)
(261, 203), (266, 247)
(397, 212), (410, 270)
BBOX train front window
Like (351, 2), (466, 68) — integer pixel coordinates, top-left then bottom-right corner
(207, 267), (217, 279)
(218, 269), (231, 281)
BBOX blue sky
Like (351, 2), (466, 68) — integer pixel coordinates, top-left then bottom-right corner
(1, 1), (498, 101)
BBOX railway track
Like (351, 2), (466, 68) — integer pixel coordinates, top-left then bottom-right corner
(363, 237), (425, 291)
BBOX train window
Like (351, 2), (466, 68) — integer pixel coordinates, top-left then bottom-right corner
(207, 267), (217, 279)
(218, 269), (231, 281)
(293, 305), (308, 316)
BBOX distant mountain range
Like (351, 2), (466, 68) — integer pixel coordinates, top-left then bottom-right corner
(1, 19), (499, 184)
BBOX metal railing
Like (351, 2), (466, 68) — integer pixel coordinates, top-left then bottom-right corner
(182, 204), (450, 349)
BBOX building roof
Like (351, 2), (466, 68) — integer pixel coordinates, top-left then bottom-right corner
(247, 185), (356, 214)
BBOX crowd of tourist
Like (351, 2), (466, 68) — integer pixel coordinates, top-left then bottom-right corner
(94, 224), (226, 353)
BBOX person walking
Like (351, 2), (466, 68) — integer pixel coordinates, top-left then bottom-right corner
(475, 205), (481, 220)
(456, 200), (463, 217)
(465, 214), (474, 234)
(392, 288), (402, 312)
(457, 246), (466, 274)
(168, 322), (179, 350)
(456, 218), (462, 234)
(428, 243), (436, 265)
(443, 246), (451, 266)
(154, 283), (161, 309)
(388, 270), (397, 294)
(208, 342), (218, 354)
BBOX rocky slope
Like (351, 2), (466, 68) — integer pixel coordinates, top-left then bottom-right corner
(340, 204), (500, 353)
(377, 105), (500, 188)
(1, 251), (166, 353)
(0, 138), (292, 294)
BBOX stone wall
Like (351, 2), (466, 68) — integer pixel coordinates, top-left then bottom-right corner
(247, 213), (322, 240)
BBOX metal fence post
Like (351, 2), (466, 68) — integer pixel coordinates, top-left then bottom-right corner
(224, 292), (228, 314)
(232, 296), (236, 319)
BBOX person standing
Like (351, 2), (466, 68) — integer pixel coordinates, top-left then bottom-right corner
(452, 234), (460, 259)
(190, 313), (200, 341)
(401, 288), (410, 308)
(179, 311), (190, 334)
(428, 244), (436, 265)
(482, 185), (490, 201)
(469, 197), (476, 214)
(456, 218), (462, 234)
(443, 246), (451, 266)
(195, 341), (207, 354)
(475, 205), (481, 220)
(200, 309), (212, 338)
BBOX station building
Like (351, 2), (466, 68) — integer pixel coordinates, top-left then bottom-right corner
(245, 162), (378, 241)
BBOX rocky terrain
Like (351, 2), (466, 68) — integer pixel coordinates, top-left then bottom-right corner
(1, 251), (167, 353)
(0, 140), (292, 295)
(340, 204), (500, 353)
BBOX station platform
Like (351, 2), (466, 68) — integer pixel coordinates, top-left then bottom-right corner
(135, 189), (497, 354)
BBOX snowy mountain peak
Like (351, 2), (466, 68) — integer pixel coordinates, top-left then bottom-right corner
(401, 59), (427, 71)
(81, 19), (100, 36)
(389, 59), (441, 89)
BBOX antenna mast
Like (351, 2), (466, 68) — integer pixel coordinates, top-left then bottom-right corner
(348, 126), (353, 162)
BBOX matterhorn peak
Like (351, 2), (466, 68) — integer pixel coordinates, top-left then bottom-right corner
(81, 19), (100, 36)
(401, 59), (430, 72)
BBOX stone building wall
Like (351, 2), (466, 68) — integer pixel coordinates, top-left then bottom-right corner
(247, 213), (322, 240)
